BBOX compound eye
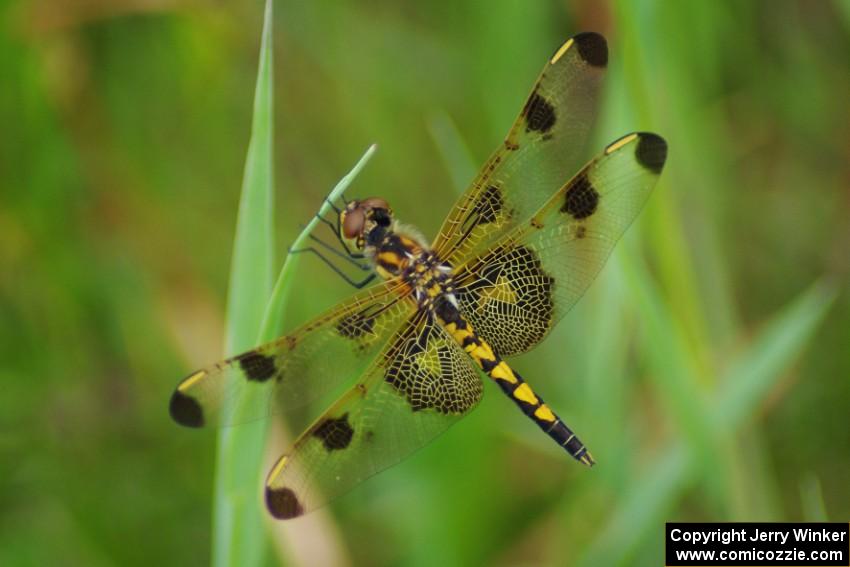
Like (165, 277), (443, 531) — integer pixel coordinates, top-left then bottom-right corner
(341, 207), (365, 239)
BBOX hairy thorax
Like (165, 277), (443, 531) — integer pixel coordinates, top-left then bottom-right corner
(370, 231), (456, 311)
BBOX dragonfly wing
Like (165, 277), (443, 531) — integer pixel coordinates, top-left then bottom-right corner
(264, 311), (483, 519)
(169, 280), (417, 428)
(454, 132), (667, 356)
(432, 32), (607, 263)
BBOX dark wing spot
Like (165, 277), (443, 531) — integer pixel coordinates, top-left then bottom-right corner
(169, 389), (204, 427)
(266, 486), (304, 519)
(312, 414), (355, 451)
(524, 92), (557, 134)
(635, 133), (668, 174)
(460, 185), (506, 237)
(237, 351), (277, 382)
(336, 301), (393, 342)
(561, 173), (599, 219)
(573, 32), (608, 67)
(336, 311), (375, 339)
(474, 185), (504, 224)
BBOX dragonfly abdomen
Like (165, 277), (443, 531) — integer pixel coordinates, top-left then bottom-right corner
(433, 298), (594, 466)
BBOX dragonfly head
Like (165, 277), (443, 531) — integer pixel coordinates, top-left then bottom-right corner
(340, 197), (393, 250)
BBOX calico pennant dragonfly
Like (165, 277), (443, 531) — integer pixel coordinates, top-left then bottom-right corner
(169, 32), (667, 519)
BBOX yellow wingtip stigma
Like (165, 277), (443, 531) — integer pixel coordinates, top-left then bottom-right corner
(604, 133), (639, 155)
(267, 455), (288, 482)
(178, 370), (207, 392)
(550, 38), (574, 64)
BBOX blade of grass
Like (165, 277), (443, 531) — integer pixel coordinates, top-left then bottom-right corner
(581, 254), (634, 480)
(613, 0), (719, 381)
(623, 248), (717, 469)
(260, 144), (376, 567)
(258, 143), (377, 341)
(426, 111), (476, 195)
(577, 280), (836, 566)
(715, 281), (837, 427)
(212, 1), (274, 565)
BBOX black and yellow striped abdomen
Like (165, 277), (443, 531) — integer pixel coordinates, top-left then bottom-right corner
(433, 297), (594, 466)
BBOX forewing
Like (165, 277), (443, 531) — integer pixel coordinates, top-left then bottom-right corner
(454, 132), (667, 357)
(169, 280), (416, 428)
(264, 312), (484, 519)
(432, 32), (607, 263)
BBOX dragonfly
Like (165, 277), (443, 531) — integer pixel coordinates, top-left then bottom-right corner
(169, 31), (667, 520)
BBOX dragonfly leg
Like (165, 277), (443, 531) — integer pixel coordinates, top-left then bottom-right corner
(297, 232), (370, 269)
(315, 209), (363, 259)
(289, 246), (376, 289)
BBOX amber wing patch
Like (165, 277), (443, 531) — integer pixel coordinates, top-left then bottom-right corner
(263, 316), (483, 519)
(385, 321), (483, 414)
(456, 245), (555, 357)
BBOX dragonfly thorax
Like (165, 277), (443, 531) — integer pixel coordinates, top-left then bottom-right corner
(365, 225), (456, 310)
(401, 248), (456, 311)
(340, 197), (456, 309)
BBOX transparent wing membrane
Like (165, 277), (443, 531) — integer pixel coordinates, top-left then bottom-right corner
(432, 32), (608, 263)
(454, 132), (667, 357)
(264, 314), (483, 519)
(169, 280), (416, 428)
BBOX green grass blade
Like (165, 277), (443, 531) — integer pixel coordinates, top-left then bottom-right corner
(426, 111), (476, 195)
(715, 281), (837, 428)
(622, 252), (716, 463)
(578, 280), (836, 566)
(259, 143), (377, 341)
(212, 0), (275, 565)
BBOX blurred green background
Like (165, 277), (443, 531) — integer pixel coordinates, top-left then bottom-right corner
(2, 0), (848, 566)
